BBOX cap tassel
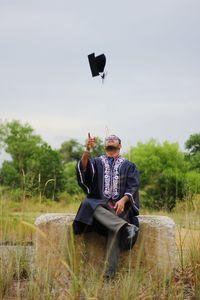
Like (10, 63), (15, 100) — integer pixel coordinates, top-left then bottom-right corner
(100, 71), (107, 83)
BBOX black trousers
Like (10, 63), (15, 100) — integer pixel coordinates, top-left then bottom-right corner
(93, 205), (129, 277)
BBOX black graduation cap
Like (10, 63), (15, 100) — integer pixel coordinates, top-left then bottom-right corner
(88, 53), (106, 78)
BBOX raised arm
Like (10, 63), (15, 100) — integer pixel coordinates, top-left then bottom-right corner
(76, 133), (96, 194)
(81, 133), (96, 171)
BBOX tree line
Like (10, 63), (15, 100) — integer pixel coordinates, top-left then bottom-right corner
(0, 120), (199, 210)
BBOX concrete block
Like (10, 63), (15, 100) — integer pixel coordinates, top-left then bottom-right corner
(35, 213), (176, 276)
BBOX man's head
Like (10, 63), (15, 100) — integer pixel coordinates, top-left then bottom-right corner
(104, 135), (122, 157)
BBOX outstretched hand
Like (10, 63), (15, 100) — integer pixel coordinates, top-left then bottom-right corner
(86, 132), (96, 151)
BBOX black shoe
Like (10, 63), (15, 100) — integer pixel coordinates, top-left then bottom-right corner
(119, 224), (139, 250)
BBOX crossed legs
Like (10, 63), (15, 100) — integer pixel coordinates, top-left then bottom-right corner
(93, 205), (128, 278)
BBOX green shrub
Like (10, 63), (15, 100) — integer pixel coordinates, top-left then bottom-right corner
(0, 161), (20, 188)
(184, 171), (200, 198)
(126, 140), (187, 210)
(64, 161), (82, 195)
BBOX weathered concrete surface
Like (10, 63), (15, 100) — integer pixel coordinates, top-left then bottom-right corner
(35, 213), (176, 276)
(0, 245), (34, 272)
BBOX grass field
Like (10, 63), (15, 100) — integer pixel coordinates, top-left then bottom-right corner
(0, 194), (200, 299)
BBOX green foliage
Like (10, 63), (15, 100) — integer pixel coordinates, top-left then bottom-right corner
(0, 120), (43, 173)
(90, 137), (104, 158)
(185, 133), (200, 172)
(59, 137), (104, 164)
(186, 150), (200, 172)
(0, 121), (5, 150)
(0, 161), (20, 188)
(63, 161), (82, 195)
(184, 171), (200, 197)
(59, 139), (84, 164)
(2, 187), (22, 202)
(1, 120), (200, 209)
(185, 133), (200, 155)
(26, 143), (65, 199)
(0, 121), (65, 199)
(126, 139), (187, 210)
(60, 137), (104, 196)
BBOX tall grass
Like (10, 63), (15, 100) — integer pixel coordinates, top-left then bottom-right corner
(0, 194), (80, 244)
(0, 193), (200, 299)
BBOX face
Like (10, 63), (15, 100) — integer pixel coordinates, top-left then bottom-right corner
(105, 139), (121, 157)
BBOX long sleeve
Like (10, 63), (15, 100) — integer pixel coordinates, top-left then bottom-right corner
(124, 164), (139, 215)
(76, 159), (95, 195)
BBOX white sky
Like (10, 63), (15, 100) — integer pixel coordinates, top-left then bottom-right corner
(0, 0), (200, 163)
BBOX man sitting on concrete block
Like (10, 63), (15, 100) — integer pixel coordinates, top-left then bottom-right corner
(73, 133), (139, 279)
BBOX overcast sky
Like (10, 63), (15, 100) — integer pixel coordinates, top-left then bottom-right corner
(0, 0), (200, 162)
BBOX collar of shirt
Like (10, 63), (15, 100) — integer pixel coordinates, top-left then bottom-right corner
(107, 157), (114, 168)
(107, 155), (120, 167)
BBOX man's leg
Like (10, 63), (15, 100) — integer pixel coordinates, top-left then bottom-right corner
(93, 205), (127, 233)
(93, 205), (126, 278)
(104, 230), (120, 278)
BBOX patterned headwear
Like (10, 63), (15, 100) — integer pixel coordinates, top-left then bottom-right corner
(104, 135), (121, 147)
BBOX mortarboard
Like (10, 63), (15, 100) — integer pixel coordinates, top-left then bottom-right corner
(88, 53), (106, 79)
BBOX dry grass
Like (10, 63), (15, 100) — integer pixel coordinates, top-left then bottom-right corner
(0, 194), (200, 299)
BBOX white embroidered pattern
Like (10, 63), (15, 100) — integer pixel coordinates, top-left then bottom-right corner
(100, 155), (125, 199)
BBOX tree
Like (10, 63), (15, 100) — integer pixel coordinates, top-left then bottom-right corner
(184, 171), (200, 198)
(26, 143), (65, 199)
(59, 139), (84, 164)
(125, 140), (187, 210)
(0, 161), (20, 188)
(63, 161), (82, 195)
(59, 137), (104, 163)
(0, 120), (5, 151)
(90, 137), (104, 158)
(185, 133), (200, 172)
(0, 120), (43, 175)
(185, 133), (200, 155)
(0, 120), (65, 199)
